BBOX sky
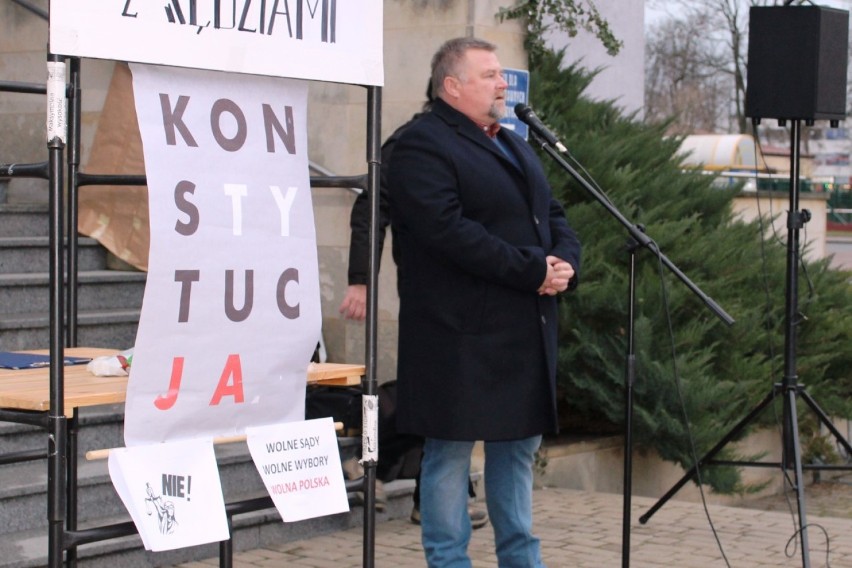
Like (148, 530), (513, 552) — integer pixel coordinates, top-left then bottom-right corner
(644, 0), (682, 28)
(645, 0), (852, 30)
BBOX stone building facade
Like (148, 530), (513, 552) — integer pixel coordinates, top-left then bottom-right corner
(1, 1), (644, 381)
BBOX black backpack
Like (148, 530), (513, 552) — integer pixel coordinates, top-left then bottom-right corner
(305, 380), (423, 482)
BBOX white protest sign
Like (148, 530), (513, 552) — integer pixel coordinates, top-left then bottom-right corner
(49, 1), (383, 85)
(108, 439), (229, 551)
(246, 417), (349, 522)
(123, 64), (319, 445)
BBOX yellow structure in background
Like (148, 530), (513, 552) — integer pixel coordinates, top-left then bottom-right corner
(676, 134), (829, 261)
(678, 134), (768, 172)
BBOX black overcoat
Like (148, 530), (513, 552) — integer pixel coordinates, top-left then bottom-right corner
(388, 98), (581, 441)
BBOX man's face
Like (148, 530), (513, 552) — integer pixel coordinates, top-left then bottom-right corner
(449, 49), (508, 125)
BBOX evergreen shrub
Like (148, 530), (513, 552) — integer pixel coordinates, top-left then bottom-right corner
(531, 49), (852, 492)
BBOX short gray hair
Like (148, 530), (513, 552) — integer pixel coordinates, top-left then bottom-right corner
(430, 37), (497, 98)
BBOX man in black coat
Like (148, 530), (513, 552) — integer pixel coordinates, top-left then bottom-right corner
(388, 37), (580, 567)
(339, 86), (489, 530)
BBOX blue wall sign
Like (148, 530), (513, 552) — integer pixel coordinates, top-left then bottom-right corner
(500, 68), (530, 140)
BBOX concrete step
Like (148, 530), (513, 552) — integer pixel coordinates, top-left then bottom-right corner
(0, 204), (49, 238)
(0, 236), (108, 273)
(0, 403), (125, 462)
(0, 199), (142, 349)
(0, 270), (146, 315)
(0, 308), (141, 351)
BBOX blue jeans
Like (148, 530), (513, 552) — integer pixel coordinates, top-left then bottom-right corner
(419, 436), (545, 568)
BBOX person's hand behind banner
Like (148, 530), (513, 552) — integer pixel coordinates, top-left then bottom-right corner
(339, 284), (367, 320)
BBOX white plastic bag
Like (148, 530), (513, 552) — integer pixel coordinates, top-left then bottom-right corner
(87, 348), (134, 376)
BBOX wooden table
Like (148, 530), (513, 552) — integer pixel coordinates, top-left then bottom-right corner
(0, 347), (365, 415)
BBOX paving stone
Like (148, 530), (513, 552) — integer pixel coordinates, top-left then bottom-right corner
(174, 480), (852, 567)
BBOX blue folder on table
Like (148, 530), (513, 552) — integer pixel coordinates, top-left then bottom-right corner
(0, 352), (92, 370)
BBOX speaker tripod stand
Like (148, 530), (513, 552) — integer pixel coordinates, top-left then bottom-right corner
(638, 119), (852, 568)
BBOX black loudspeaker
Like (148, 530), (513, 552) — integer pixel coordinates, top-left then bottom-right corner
(746, 5), (849, 122)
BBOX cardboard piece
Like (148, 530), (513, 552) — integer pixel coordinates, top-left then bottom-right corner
(79, 62), (150, 271)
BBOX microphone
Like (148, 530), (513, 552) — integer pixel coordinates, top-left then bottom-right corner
(514, 103), (567, 153)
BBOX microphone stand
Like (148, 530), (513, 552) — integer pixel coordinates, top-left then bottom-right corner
(527, 131), (735, 567)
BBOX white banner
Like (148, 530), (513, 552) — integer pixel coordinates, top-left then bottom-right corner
(108, 439), (229, 551)
(49, 0), (383, 85)
(124, 64), (320, 445)
(246, 418), (349, 522)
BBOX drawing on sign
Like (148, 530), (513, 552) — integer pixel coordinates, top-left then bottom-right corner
(145, 482), (179, 535)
